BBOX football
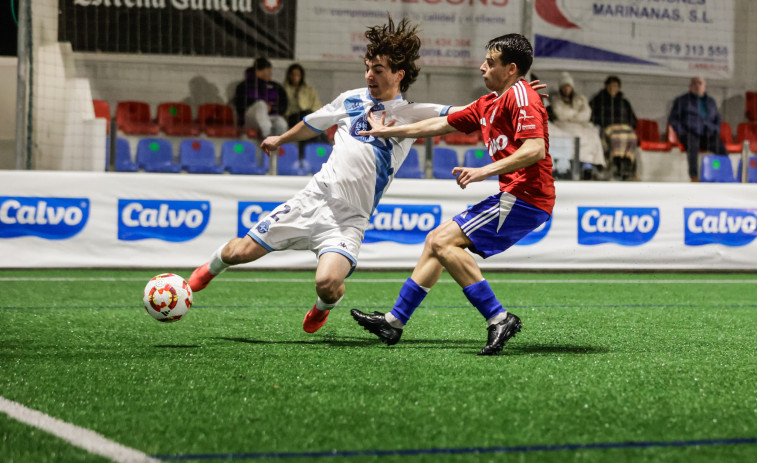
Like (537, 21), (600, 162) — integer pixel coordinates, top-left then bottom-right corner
(143, 273), (193, 322)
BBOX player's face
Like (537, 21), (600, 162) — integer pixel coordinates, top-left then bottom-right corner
(365, 56), (404, 101)
(480, 50), (512, 93)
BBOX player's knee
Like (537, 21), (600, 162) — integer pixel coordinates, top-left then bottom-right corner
(314, 274), (344, 302)
(425, 227), (451, 257)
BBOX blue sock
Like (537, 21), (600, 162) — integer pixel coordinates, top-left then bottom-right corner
(463, 280), (505, 321)
(389, 278), (428, 325)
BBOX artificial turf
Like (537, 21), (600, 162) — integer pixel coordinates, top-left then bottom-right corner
(1, 269), (756, 463)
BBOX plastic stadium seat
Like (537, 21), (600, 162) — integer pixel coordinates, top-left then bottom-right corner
(246, 128), (262, 140)
(432, 147), (459, 179)
(720, 121), (742, 154)
(443, 131), (481, 145)
(108, 137), (137, 172)
(157, 102), (200, 136)
(747, 91), (757, 122)
(666, 125), (685, 151)
(413, 136), (442, 145)
(736, 156), (757, 183)
(303, 143), (333, 174)
(136, 138), (181, 173)
(197, 103), (239, 138)
(700, 154), (737, 183)
(179, 139), (223, 174)
(736, 122), (757, 152)
(463, 148), (497, 180)
(93, 100), (111, 134)
(277, 143), (309, 176)
(395, 148), (424, 178)
(635, 119), (671, 151)
(221, 141), (269, 175)
(116, 101), (159, 135)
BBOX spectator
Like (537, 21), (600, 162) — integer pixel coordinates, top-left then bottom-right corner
(232, 57), (288, 138)
(283, 63), (323, 129)
(550, 72), (605, 179)
(668, 77), (728, 182)
(590, 75), (638, 180)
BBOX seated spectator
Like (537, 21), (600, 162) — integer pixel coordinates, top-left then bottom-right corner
(283, 63), (323, 128)
(590, 75), (638, 180)
(550, 72), (605, 179)
(668, 77), (728, 182)
(232, 57), (288, 138)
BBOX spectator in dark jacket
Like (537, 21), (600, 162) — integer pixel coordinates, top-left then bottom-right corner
(668, 77), (727, 182)
(590, 75), (638, 180)
(232, 58), (288, 138)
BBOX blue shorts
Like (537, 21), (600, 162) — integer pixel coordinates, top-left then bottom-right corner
(453, 191), (550, 258)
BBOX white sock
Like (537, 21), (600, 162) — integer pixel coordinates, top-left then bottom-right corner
(315, 296), (343, 312)
(208, 242), (231, 275)
(487, 311), (508, 326)
(385, 312), (405, 329)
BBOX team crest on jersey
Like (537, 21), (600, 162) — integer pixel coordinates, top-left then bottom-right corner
(256, 220), (271, 234)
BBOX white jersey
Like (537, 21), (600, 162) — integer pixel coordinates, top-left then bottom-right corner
(303, 88), (450, 218)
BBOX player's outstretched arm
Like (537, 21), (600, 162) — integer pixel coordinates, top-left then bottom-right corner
(452, 138), (546, 189)
(260, 121), (318, 155)
(359, 113), (457, 139)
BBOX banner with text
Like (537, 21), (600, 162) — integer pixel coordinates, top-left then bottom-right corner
(58, 0), (296, 58)
(1, 171), (756, 271)
(294, 0), (521, 66)
(532, 0), (734, 78)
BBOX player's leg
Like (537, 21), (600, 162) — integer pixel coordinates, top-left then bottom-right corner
(188, 236), (270, 292)
(303, 252), (352, 333)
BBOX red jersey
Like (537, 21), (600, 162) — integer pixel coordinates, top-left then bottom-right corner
(447, 79), (555, 214)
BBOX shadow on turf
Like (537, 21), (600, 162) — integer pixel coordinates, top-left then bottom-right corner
(154, 344), (203, 348)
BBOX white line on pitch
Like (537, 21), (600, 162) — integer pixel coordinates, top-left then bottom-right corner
(0, 277), (756, 284)
(0, 396), (160, 463)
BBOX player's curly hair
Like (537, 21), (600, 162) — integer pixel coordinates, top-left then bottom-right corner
(364, 16), (421, 93)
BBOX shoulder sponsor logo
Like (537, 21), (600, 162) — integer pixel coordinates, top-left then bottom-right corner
(118, 199), (209, 242)
(237, 201), (282, 237)
(515, 216), (552, 246)
(364, 204), (441, 244)
(684, 208), (757, 246)
(0, 196), (89, 239)
(578, 207), (659, 246)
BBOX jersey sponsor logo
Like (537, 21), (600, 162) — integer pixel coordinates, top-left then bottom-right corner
(487, 135), (509, 157)
(118, 199), (209, 242)
(0, 196), (89, 239)
(237, 201), (282, 237)
(684, 208), (757, 246)
(514, 216), (552, 245)
(578, 207), (659, 246)
(517, 109), (535, 132)
(364, 204), (441, 244)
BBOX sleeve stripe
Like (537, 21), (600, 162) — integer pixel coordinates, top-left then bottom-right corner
(513, 81), (529, 108)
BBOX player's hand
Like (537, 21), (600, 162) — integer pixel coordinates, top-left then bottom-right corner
(529, 79), (549, 99)
(452, 166), (489, 189)
(358, 112), (396, 137)
(260, 136), (282, 155)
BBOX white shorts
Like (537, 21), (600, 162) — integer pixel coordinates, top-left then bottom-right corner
(247, 188), (368, 270)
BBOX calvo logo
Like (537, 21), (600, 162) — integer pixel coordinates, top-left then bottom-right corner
(118, 199), (210, 242)
(364, 204), (441, 244)
(684, 208), (757, 246)
(578, 207), (660, 246)
(0, 196), (89, 239)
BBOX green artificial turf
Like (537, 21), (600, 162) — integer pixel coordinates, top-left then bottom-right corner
(1, 269), (756, 462)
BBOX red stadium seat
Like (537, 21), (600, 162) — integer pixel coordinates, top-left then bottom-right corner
(635, 119), (671, 151)
(746, 91), (757, 122)
(720, 121), (742, 153)
(116, 101), (159, 135)
(666, 125), (685, 151)
(443, 131), (481, 145)
(157, 102), (200, 136)
(197, 103), (239, 138)
(93, 100), (111, 134)
(736, 122), (757, 153)
(413, 136), (441, 145)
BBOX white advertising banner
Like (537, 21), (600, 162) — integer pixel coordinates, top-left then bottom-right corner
(1, 171), (756, 270)
(294, 0), (521, 67)
(532, 0), (734, 78)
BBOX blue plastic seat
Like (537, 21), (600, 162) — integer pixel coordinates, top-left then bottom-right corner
(395, 148), (424, 178)
(432, 147), (459, 179)
(107, 137), (137, 172)
(303, 143), (333, 175)
(736, 156), (757, 182)
(136, 138), (181, 173)
(463, 148), (497, 180)
(277, 143), (309, 176)
(221, 141), (269, 175)
(179, 139), (223, 174)
(700, 154), (737, 183)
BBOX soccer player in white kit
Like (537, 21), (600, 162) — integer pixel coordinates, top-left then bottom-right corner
(188, 17), (454, 333)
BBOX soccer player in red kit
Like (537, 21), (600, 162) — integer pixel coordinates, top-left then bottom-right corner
(351, 33), (555, 355)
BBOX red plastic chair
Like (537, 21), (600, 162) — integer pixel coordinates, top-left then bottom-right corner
(93, 100), (111, 134)
(116, 101), (159, 135)
(414, 136), (442, 145)
(720, 121), (742, 153)
(157, 102), (200, 136)
(442, 131), (481, 145)
(635, 119), (671, 151)
(666, 125), (685, 151)
(197, 103), (239, 138)
(737, 122), (757, 153)
(746, 91), (757, 122)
